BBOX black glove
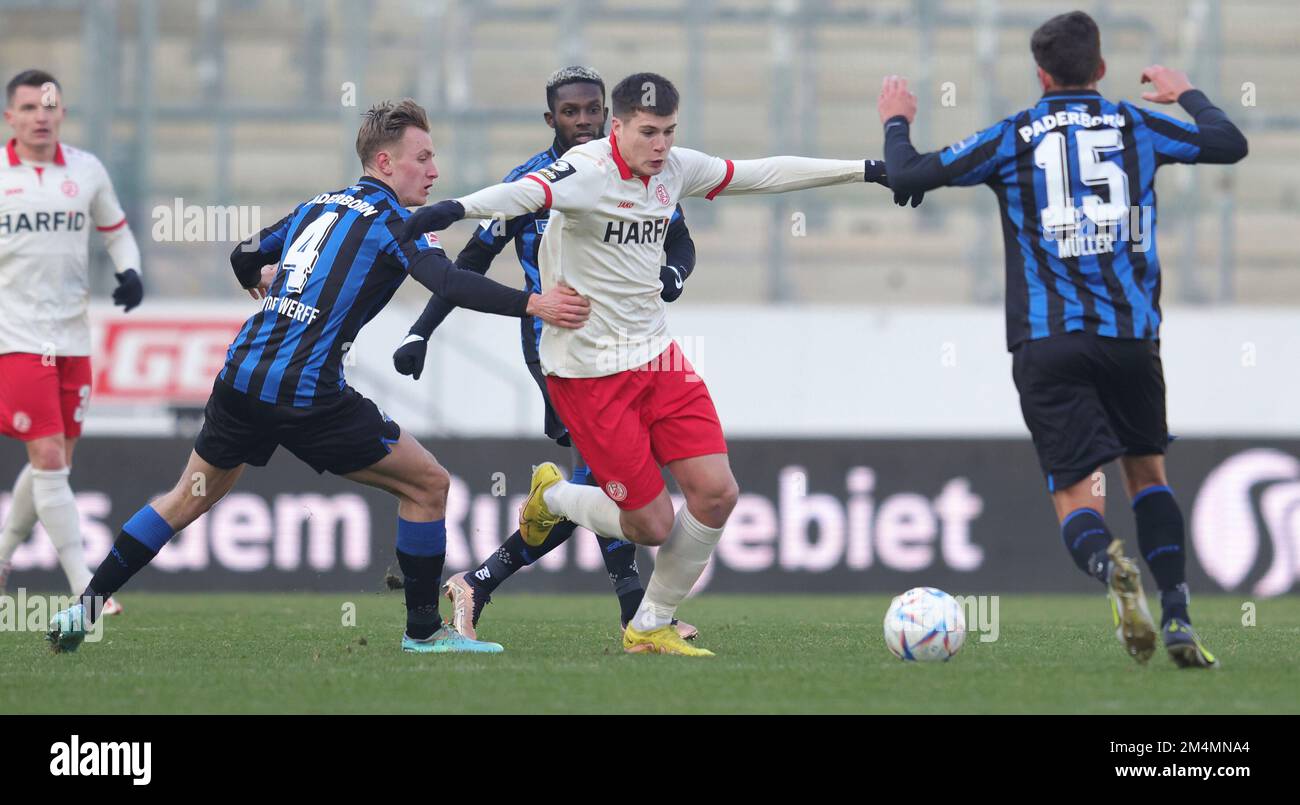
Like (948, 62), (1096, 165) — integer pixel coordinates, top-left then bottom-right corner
(392, 334), (429, 380)
(399, 200), (466, 242)
(112, 269), (144, 312)
(660, 265), (686, 302)
(864, 159), (925, 208)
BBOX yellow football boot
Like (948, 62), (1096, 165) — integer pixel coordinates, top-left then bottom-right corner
(623, 623), (715, 657)
(519, 462), (566, 547)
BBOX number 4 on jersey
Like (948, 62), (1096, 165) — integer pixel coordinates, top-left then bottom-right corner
(281, 211), (339, 294)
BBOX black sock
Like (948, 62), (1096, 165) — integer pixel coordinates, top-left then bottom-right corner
(80, 532), (157, 623)
(471, 521), (580, 594)
(396, 549), (444, 640)
(596, 536), (643, 625)
(1133, 485), (1189, 624)
(1061, 508), (1114, 584)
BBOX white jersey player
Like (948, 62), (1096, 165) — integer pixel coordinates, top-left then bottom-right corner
(401, 72), (921, 656)
(0, 70), (144, 611)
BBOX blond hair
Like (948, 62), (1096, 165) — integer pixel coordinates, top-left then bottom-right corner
(356, 99), (430, 168)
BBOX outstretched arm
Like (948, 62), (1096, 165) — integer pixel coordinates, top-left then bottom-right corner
(392, 220), (525, 379)
(407, 217), (525, 339)
(386, 216), (588, 327)
(877, 75), (1009, 198)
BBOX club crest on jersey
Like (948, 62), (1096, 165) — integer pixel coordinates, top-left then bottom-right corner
(605, 480), (628, 502)
(655, 183), (671, 206)
(60, 179), (78, 198)
(422, 232), (441, 248)
(535, 219), (548, 234)
(535, 160), (576, 183)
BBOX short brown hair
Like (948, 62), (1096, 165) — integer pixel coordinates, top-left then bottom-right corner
(1031, 11), (1102, 88)
(355, 99), (430, 168)
(611, 72), (679, 120)
(6, 68), (60, 105)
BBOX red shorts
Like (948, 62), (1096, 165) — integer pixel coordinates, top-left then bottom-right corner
(0, 353), (92, 441)
(545, 342), (727, 510)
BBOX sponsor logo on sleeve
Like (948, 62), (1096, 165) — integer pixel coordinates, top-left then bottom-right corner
(535, 160), (576, 183)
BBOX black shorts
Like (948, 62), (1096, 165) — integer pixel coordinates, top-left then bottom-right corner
(1011, 333), (1168, 492)
(526, 360), (571, 447)
(194, 380), (400, 475)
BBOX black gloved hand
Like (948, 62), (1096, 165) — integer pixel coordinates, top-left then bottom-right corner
(392, 334), (429, 380)
(112, 269), (144, 312)
(399, 200), (466, 243)
(864, 159), (925, 208)
(660, 265), (686, 302)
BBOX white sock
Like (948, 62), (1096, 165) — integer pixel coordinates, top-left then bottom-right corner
(632, 506), (723, 631)
(543, 480), (627, 540)
(0, 463), (38, 563)
(31, 468), (92, 593)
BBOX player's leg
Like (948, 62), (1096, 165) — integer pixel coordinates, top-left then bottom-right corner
(1103, 338), (1215, 668)
(1118, 455), (1186, 615)
(563, 446), (698, 637)
(1013, 335), (1156, 663)
(446, 369), (589, 638)
(523, 371), (677, 547)
(0, 354), (93, 595)
(0, 435), (79, 586)
(627, 452), (736, 638)
(0, 463), (35, 591)
(1118, 455), (1211, 667)
(622, 344), (732, 656)
(46, 449), (244, 653)
(570, 446), (658, 631)
(46, 379), (276, 652)
(342, 430), (501, 653)
(89, 450), (243, 614)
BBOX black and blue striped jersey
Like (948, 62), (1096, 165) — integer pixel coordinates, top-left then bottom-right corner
(884, 89), (1247, 349)
(409, 138), (694, 363)
(221, 176), (447, 407)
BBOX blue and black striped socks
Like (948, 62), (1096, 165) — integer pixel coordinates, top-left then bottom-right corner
(395, 517), (447, 640)
(81, 505), (175, 622)
(1132, 485), (1189, 625)
(1060, 507), (1114, 584)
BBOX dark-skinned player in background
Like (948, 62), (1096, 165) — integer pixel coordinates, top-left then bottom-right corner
(878, 10), (1247, 668)
(392, 67), (699, 641)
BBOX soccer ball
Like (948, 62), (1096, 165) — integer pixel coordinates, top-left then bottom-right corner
(883, 587), (966, 662)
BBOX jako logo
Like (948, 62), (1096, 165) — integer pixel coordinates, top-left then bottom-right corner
(50, 735), (151, 785)
(1191, 448), (1300, 596)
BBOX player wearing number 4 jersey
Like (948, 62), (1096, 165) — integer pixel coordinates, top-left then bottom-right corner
(0, 70), (142, 614)
(879, 11), (1247, 668)
(401, 72), (920, 657)
(45, 99), (589, 655)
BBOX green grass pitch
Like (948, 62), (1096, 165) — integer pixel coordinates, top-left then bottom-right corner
(3, 593), (1297, 714)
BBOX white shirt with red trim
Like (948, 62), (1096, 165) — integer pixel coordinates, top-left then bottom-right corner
(456, 134), (864, 378)
(0, 139), (138, 356)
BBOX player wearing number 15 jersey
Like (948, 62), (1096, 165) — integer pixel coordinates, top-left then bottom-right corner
(879, 11), (1247, 668)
